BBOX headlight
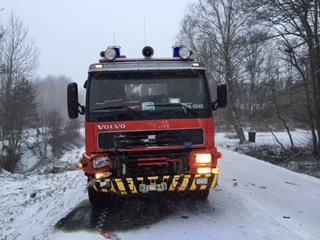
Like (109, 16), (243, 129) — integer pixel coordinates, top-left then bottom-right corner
(95, 172), (111, 180)
(93, 156), (110, 169)
(195, 153), (212, 164)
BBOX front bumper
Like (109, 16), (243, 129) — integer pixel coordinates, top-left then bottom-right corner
(93, 173), (219, 195)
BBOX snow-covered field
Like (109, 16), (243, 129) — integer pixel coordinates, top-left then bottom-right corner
(0, 170), (87, 239)
(1, 132), (320, 240)
(216, 130), (312, 148)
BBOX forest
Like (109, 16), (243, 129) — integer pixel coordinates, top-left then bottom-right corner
(178, 0), (320, 154)
(0, 14), (81, 171)
(1, 0), (320, 173)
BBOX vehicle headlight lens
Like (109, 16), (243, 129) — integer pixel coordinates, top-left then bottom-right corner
(195, 153), (212, 164)
(95, 172), (111, 180)
(93, 156), (110, 169)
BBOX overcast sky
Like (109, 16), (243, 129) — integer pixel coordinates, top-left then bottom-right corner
(1, 0), (194, 83)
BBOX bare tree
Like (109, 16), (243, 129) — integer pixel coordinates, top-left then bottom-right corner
(280, 38), (319, 153)
(34, 75), (72, 124)
(179, 0), (253, 143)
(247, 0), (320, 153)
(0, 14), (38, 171)
(34, 74), (85, 125)
(243, 39), (265, 116)
(44, 110), (80, 158)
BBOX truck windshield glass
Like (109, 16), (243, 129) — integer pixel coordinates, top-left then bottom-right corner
(89, 71), (209, 115)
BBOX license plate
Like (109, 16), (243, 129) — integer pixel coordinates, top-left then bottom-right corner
(139, 182), (167, 193)
(195, 177), (208, 185)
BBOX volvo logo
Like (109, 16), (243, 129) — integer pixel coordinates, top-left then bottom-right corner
(147, 134), (156, 144)
(142, 135), (156, 144)
(97, 123), (126, 130)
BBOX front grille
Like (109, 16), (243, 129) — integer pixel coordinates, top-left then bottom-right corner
(113, 150), (190, 177)
(98, 129), (204, 150)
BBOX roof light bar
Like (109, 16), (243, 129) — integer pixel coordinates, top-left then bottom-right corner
(173, 46), (181, 58)
(172, 45), (193, 60)
(102, 46), (121, 61)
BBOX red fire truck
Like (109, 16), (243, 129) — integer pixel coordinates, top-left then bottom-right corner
(67, 46), (227, 206)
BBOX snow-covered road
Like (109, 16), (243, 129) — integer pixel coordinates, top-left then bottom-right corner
(1, 148), (320, 240)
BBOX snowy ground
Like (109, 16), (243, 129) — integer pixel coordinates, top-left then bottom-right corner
(216, 130), (312, 149)
(14, 128), (84, 174)
(1, 132), (320, 240)
(216, 131), (320, 178)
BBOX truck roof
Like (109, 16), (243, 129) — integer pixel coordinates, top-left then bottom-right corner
(88, 58), (205, 73)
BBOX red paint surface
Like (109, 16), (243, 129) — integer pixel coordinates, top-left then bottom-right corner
(82, 117), (219, 175)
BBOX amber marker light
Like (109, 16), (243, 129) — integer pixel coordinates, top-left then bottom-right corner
(212, 168), (220, 174)
(77, 162), (83, 169)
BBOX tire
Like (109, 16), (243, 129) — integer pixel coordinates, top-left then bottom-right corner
(88, 186), (107, 208)
(198, 190), (210, 200)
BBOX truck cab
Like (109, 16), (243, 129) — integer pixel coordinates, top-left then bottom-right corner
(67, 46), (227, 206)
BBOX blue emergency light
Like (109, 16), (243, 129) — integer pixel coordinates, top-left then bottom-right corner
(172, 45), (193, 60)
(173, 46), (181, 57)
(103, 46), (121, 61)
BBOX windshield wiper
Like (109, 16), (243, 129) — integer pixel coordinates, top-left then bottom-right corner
(92, 105), (141, 117)
(152, 103), (196, 115)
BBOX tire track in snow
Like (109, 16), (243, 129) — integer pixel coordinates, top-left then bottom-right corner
(96, 207), (109, 231)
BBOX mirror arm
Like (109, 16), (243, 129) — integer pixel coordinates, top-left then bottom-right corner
(78, 103), (85, 115)
(212, 100), (218, 111)
(83, 80), (88, 89)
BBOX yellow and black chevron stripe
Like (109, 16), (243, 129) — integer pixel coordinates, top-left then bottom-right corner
(93, 173), (218, 195)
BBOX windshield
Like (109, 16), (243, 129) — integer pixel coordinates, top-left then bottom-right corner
(87, 71), (211, 121)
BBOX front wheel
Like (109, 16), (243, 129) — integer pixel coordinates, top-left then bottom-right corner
(88, 186), (109, 207)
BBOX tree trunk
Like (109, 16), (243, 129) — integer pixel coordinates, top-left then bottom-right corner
(228, 91), (246, 143)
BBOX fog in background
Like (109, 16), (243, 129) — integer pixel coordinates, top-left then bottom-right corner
(0, 0), (194, 83)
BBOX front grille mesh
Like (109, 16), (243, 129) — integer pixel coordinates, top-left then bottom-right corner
(98, 129), (204, 149)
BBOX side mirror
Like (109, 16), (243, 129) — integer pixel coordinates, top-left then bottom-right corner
(67, 82), (79, 119)
(217, 84), (227, 108)
(212, 84), (227, 110)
